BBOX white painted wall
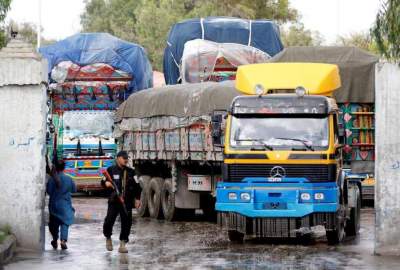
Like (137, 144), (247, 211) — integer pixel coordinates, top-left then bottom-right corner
(375, 62), (400, 256)
(0, 39), (47, 251)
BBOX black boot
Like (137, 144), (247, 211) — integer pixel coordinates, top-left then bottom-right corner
(60, 240), (68, 250)
(51, 240), (58, 249)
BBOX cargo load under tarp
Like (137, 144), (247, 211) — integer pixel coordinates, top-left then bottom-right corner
(115, 81), (240, 161)
(116, 81), (239, 121)
(269, 46), (379, 103)
(40, 33), (153, 94)
(163, 17), (283, 84)
(181, 39), (271, 83)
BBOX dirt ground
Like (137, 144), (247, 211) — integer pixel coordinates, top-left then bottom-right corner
(5, 197), (400, 270)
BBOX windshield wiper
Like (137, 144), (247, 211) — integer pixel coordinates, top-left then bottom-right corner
(235, 139), (274, 151)
(275, 137), (315, 151)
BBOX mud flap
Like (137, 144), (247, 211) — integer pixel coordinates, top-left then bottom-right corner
(174, 169), (200, 209)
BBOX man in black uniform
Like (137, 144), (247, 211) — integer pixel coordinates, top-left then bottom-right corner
(101, 150), (141, 253)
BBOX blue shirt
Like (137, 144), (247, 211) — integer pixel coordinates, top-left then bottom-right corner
(46, 172), (76, 225)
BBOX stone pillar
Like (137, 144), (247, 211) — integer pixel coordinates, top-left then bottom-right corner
(0, 38), (48, 250)
(375, 62), (400, 256)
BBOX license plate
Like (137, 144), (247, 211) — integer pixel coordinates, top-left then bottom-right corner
(263, 202), (287, 210)
(188, 175), (212, 191)
(267, 177), (282, 182)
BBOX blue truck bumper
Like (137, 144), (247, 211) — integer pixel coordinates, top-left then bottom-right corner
(216, 181), (339, 218)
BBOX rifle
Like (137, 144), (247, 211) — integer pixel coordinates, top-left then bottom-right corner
(102, 169), (129, 216)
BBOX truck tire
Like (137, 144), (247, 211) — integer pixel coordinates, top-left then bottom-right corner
(326, 213), (345, 245)
(202, 195), (217, 222)
(345, 185), (361, 236)
(137, 175), (150, 217)
(228, 230), (244, 243)
(161, 178), (177, 221)
(147, 177), (164, 219)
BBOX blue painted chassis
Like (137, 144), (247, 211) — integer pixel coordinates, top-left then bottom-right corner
(216, 177), (339, 218)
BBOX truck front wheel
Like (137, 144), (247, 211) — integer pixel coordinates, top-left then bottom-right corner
(326, 212), (345, 245)
(228, 230), (244, 243)
(147, 177), (164, 219)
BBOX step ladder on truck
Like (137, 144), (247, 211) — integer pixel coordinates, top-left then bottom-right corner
(212, 63), (362, 244)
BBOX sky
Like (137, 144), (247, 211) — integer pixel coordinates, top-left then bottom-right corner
(5, 0), (382, 44)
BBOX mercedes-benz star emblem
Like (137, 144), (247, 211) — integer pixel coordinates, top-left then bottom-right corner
(270, 166), (286, 178)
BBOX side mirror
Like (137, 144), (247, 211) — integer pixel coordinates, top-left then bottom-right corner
(49, 123), (55, 134)
(211, 111), (227, 147)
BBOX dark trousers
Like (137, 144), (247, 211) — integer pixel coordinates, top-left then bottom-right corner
(49, 214), (69, 242)
(103, 201), (132, 242)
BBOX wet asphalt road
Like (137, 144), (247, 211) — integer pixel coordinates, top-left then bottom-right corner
(5, 197), (400, 270)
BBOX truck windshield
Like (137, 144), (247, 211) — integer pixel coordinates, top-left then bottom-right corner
(63, 111), (114, 139)
(230, 115), (329, 150)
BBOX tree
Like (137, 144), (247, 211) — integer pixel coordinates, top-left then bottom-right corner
(81, 0), (139, 41)
(281, 23), (323, 47)
(81, 0), (300, 70)
(372, 0), (400, 60)
(187, 0), (298, 23)
(336, 32), (379, 54)
(134, 0), (188, 70)
(0, 0), (12, 48)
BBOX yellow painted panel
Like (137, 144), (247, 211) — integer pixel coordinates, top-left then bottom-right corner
(235, 63), (341, 96)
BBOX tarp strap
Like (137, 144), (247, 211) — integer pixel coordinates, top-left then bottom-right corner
(248, 20), (252, 46)
(170, 51), (180, 69)
(200, 18), (205, 39)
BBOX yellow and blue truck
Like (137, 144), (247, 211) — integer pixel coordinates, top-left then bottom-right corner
(214, 63), (362, 244)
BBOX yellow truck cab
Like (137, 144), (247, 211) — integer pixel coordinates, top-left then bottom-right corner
(215, 63), (361, 244)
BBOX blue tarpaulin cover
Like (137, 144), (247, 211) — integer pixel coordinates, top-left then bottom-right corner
(40, 33), (153, 93)
(163, 17), (284, 85)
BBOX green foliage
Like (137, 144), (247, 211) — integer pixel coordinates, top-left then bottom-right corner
(81, 0), (300, 70)
(0, 0), (12, 48)
(337, 32), (379, 54)
(281, 23), (323, 47)
(0, 224), (11, 244)
(0, 0), (11, 22)
(372, 0), (400, 60)
(187, 0), (297, 22)
(81, 0), (139, 41)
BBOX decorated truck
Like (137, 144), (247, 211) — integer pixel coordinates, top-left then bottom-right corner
(269, 47), (378, 202)
(114, 81), (240, 220)
(40, 33), (152, 192)
(215, 63), (362, 244)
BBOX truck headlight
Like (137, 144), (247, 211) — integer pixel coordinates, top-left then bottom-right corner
(228, 192), (238, 200)
(254, 84), (265, 95)
(300, 193), (311, 201)
(240, 192), (251, 201)
(315, 193), (325, 200)
(295, 86), (306, 97)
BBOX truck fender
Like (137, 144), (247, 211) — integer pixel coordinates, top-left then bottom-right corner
(347, 181), (361, 209)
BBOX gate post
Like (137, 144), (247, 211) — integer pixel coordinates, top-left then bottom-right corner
(0, 36), (48, 250)
(375, 62), (400, 256)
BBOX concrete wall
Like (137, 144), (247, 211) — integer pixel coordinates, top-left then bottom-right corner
(375, 62), (400, 256)
(0, 39), (47, 250)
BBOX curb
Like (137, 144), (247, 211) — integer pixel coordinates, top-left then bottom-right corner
(0, 235), (16, 265)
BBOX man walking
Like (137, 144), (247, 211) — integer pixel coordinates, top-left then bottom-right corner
(101, 150), (142, 253)
(47, 160), (76, 250)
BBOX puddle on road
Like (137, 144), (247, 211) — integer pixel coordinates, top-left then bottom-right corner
(6, 202), (400, 270)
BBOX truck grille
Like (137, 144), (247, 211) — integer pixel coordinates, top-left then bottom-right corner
(226, 164), (336, 182)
